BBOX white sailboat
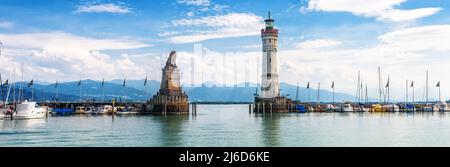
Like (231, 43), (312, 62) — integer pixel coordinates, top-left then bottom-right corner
(13, 100), (46, 119)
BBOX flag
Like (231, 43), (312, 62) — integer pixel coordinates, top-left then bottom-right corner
(28, 79), (33, 87)
(410, 81), (414, 87)
(55, 80), (58, 88)
(123, 78), (126, 87)
(77, 79), (81, 87)
(3, 79), (8, 86)
(307, 82), (310, 89)
(385, 79), (390, 88)
(101, 78), (105, 87)
(436, 81), (440, 87)
(144, 76), (148, 86)
(331, 81), (334, 88)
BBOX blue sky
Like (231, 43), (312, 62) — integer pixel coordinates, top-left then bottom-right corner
(1, 0), (450, 101)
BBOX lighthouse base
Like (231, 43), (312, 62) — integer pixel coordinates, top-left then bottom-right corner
(253, 96), (295, 113)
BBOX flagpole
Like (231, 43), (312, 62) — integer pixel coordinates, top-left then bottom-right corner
(439, 82), (441, 102)
(412, 82), (415, 103)
(332, 82), (335, 104)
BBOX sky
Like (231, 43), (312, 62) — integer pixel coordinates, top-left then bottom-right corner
(1, 0), (450, 101)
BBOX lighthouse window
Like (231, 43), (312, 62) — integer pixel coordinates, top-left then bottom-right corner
(269, 39), (271, 43)
(269, 58), (271, 63)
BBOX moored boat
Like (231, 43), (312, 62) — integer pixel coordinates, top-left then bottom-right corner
(74, 106), (86, 114)
(13, 100), (46, 119)
(434, 101), (450, 112)
(52, 108), (74, 115)
(324, 104), (337, 112)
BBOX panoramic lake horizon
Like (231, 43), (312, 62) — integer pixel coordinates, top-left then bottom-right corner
(2, 104), (450, 147)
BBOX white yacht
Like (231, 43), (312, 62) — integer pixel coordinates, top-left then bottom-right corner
(13, 100), (46, 119)
(434, 101), (450, 112)
(74, 106), (86, 114)
(338, 102), (353, 112)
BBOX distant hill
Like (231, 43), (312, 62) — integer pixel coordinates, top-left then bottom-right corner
(0, 80), (367, 103)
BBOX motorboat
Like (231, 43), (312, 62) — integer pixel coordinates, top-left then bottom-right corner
(116, 106), (139, 115)
(13, 100), (46, 119)
(295, 104), (307, 113)
(307, 106), (315, 112)
(96, 105), (113, 114)
(74, 106), (86, 114)
(434, 101), (450, 112)
(338, 102), (353, 112)
(324, 104), (337, 112)
(370, 104), (384, 112)
(382, 104), (400, 112)
(52, 108), (74, 115)
(354, 105), (369, 112)
(84, 106), (96, 114)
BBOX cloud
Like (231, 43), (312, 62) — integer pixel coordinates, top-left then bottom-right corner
(75, 3), (132, 14)
(378, 25), (450, 51)
(177, 0), (211, 6)
(164, 13), (264, 43)
(0, 21), (13, 29)
(0, 32), (150, 82)
(295, 39), (342, 49)
(306, 0), (441, 22)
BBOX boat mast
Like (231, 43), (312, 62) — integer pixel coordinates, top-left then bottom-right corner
(19, 63), (23, 102)
(365, 84), (368, 104)
(385, 75), (391, 103)
(412, 81), (415, 103)
(426, 70), (428, 104)
(378, 66), (382, 103)
(356, 70), (360, 103)
(295, 82), (299, 101)
(406, 80), (408, 103)
(317, 82), (320, 104)
(13, 68), (15, 105)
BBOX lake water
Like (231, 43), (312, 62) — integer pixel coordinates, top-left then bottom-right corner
(2, 104), (450, 147)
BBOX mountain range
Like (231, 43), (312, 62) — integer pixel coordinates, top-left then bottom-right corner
(0, 80), (368, 103)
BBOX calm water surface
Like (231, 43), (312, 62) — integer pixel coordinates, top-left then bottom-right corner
(2, 104), (450, 147)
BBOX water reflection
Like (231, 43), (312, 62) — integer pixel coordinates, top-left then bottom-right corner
(151, 115), (189, 147)
(1, 119), (46, 131)
(259, 113), (282, 147)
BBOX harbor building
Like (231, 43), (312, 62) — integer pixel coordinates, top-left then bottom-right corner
(143, 51), (189, 114)
(254, 12), (293, 113)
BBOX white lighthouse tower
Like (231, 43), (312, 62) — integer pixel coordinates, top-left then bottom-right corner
(261, 12), (280, 98)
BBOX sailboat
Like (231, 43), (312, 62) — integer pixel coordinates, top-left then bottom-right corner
(12, 67), (47, 119)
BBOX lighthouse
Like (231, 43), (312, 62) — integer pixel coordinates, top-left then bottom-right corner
(261, 12), (280, 98)
(253, 12), (293, 113)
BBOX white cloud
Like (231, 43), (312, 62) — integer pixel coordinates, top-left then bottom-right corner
(75, 3), (132, 14)
(378, 25), (450, 51)
(0, 21), (13, 29)
(0, 32), (150, 82)
(295, 39), (342, 49)
(158, 31), (180, 37)
(165, 13), (264, 43)
(177, 0), (211, 6)
(306, 0), (441, 22)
